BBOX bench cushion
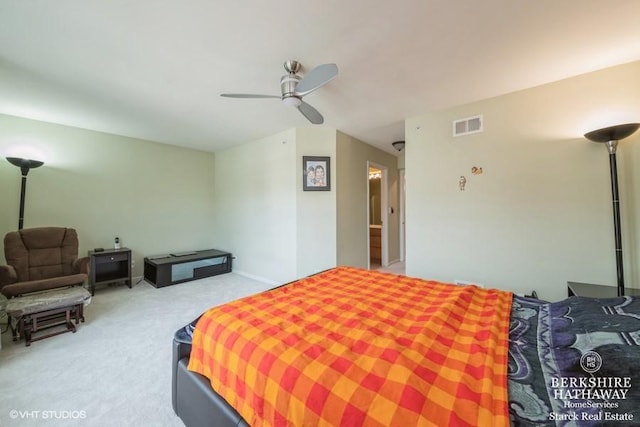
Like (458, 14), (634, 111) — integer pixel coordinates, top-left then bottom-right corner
(6, 286), (91, 317)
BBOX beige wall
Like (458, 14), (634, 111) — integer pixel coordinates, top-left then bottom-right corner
(9, 61), (632, 298)
(0, 114), (216, 277)
(0, 114), (397, 286)
(336, 131), (400, 268)
(397, 151), (405, 169)
(213, 127), (397, 283)
(628, 136), (640, 280)
(295, 128), (337, 276)
(405, 60), (640, 301)
(212, 127), (338, 284)
(212, 129), (298, 284)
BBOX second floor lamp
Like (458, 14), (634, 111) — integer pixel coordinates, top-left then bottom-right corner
(6, 157), (45, 230)
(584, 123), (639, 296)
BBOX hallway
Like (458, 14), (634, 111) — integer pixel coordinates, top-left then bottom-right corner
(373, 260), (405, 276)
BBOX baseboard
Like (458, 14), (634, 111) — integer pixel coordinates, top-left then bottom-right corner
(232, 270), (280, 286)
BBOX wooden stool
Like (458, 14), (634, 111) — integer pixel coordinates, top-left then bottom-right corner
(6, 287), (92, 346)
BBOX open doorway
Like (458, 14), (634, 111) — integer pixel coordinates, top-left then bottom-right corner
(367, 162), (388, 269)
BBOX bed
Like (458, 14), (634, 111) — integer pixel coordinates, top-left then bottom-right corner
(172, 266), (640, 426)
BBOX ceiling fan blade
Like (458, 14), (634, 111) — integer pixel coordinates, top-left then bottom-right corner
(297, 100), (324, 125)
(295, 63), (338, 96)
(220, 93), (280, 99)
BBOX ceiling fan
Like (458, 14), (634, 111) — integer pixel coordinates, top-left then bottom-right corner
(221, 60), (338, 125)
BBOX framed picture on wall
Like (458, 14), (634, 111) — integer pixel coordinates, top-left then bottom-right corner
(302, 156), (331, 191)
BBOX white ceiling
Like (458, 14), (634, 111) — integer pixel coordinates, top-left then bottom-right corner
(1, 1), (639, 155)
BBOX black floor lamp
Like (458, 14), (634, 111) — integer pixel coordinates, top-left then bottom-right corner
(6, 157), (44, 230)
(584, 123), (639, 297)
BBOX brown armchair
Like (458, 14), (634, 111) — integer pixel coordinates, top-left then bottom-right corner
(0, 227), (89, 298)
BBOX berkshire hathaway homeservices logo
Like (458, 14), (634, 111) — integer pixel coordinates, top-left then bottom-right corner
(547, 350), (634, 423)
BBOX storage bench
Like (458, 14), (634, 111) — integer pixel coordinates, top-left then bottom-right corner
(6, 286), (92, 346)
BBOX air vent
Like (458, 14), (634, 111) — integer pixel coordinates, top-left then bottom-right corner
(453, 114), (483, 137)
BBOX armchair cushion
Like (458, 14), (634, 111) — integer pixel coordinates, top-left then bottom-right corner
(1, 227), (88, 298)
(0, 265), (18, 286)
(1, 274), (88, 298)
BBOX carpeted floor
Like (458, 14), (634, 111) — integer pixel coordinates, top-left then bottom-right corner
(0, 273), (274, 427)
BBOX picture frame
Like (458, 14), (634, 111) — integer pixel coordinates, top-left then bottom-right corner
(302, 156), (331, 191)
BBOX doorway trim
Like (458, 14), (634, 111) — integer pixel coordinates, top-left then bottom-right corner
(399, 169), (406, 262)
(367, 161), (389, 268)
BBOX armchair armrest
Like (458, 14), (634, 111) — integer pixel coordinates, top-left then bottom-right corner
(73, 257), (90, 275)
(0, 264), (18, 287)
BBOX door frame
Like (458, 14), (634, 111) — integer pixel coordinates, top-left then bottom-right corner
(367, 161), (389, 268)
(399, 168), (406, 262)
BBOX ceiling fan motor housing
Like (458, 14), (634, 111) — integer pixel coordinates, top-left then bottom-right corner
(280, 73), (301, 106)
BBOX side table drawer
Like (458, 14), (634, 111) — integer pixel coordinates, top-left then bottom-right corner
(95, 253), (128, 264)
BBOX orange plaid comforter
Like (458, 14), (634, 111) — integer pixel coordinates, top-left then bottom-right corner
(188, 266), (512, 426)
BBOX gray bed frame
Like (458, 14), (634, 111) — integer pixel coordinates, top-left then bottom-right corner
(172, 331), (249, 427)
(171, 278), (300, 427)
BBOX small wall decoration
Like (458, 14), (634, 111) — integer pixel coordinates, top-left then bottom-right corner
(459, 175), (467, 191)
(303, 156), (331, 191)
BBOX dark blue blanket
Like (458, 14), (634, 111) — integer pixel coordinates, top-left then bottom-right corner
(509, 295), (640, 426)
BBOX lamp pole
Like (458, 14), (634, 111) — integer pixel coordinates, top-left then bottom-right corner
(605, 139), (623, 295)
(6, 157), (44, 230)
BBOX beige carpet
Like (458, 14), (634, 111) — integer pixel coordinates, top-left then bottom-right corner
(0, 273), (274, 427)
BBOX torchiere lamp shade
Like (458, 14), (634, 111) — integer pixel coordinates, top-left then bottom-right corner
(6, 157), (44, 176)
(584, 123), (639, 143)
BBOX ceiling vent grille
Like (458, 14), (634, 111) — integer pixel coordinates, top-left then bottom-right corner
(453, 114), (483, 137)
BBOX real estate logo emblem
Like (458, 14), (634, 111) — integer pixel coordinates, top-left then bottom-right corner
(580, 350), (602, 374)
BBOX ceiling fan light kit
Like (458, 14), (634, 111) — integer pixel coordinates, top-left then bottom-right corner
(221, 60), (338, 125)
(282, 97), (302, 107)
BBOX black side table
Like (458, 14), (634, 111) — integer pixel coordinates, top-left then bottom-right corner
(88, 248), (132, 295)
(567, 281), (640, 298)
